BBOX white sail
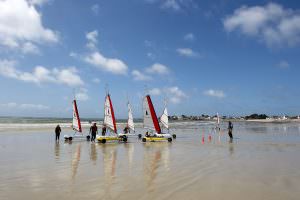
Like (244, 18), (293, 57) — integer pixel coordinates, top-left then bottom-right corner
(143, 96), (155, 130)
(160, 107), (169, 129)
(72, 100), (82, 132)
(104, 94), (117, 133)
(127, 102), (134, 131)
(217, 112), (220, 125)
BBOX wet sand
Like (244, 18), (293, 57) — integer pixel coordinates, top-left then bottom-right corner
(0, 121), (300, 200)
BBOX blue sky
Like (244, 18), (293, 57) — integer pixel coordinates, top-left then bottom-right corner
(0, 0), (300, 118)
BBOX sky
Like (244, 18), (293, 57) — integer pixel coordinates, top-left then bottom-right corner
(0, 0), (300, 118)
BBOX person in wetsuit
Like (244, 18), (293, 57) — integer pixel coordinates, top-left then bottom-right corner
(228, 121), (233, 141)
(89, 123), (98, 142)
(55, 125), (61, 141)
(102, 125), (107, 136)
(123, 126), (129, 134)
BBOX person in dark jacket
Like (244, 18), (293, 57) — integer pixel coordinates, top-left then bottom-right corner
(55, 125), (61, 141)
(228, 121), (233, 142)
(123, 126), (129, 134)
(102, 125), (107, 136)
(90, 123), (98, 142)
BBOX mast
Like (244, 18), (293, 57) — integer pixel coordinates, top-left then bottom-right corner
(72, 99), (82, 133)
(143, 95), (161, 134)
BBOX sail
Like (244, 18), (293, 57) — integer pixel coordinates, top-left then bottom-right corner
(104, 94), (117, 133)
(160, 107), (169, 129)
(127, 102), (134, 131)
(217, 113), (220, 125)
(72, 99), (82, 132)
(143, 95), (161, 133)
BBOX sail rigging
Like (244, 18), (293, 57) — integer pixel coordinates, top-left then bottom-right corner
(127, 102), (135, 131)
(72, 99), (82, 132)
(143, 95), (161, 134)
(104, 94), (117, 133)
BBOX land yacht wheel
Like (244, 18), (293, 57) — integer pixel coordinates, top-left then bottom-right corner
(101, 139), (106, 144)
(69, 137), (73, 141)
(138, 134), (142, 139)
(172, 134), (176, 139)
(142, 138), (147, 142)
(123, 137), (128, 142)
(168, 138), (172, 142)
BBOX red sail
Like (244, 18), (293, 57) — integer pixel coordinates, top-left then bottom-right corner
(146, 95), (161, 134)
(107, 94), (117, 133)
(73, 100), (82, 132)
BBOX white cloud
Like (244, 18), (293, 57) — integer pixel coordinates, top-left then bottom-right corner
(22, 42), (40, 54)
(166, 86), (188, 104)
(86, 30), (98, 50)
(84, 52), (128, 75)
(0, 102), (49, 110)
(176, 48), (199, 57)
(132, 70), (152, 81)
(184, 33), (195, 41)
(146, 63), (170, 75)
(91, 4), (99, 15)
(0, 0), (59, 52)
(146, 86), (187, 104)
(83, 30), (128, 75)
(146, 0), (196, 11)
(204, 89), (225, 98)
(0, 59), (84, 87)
(29, 0), (49, 6)
(75, 88), (89, 101)
(278, 60), (290, 69)
(149, 88), (161, 96)
(224, 3), (300, 47)
(92, 78), (100, 83)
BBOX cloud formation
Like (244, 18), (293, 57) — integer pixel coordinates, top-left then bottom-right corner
(224, 3), (300, 47)
(75, 88), (89, 101)
(176, 48), (199, 57)
(132, 70), (152, 81)
(0, 59), (84, 87)
(0, 102), (49, 110)
(83, 30), (128, 75)
(0, 0), (59, 53)
(203, 89), (225, 98)
(184, 33), (195, 41)
(146, 63), (170, 75)
(146, 0), (197, 12)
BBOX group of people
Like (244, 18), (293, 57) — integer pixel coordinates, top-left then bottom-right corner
(55, 122), (234, 141)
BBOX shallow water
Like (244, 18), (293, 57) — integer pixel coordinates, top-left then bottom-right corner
(0, 121), (300, 200)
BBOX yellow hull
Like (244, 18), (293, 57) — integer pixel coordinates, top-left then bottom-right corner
(142, 137), (172, 142)
(96, 136), (127, 143)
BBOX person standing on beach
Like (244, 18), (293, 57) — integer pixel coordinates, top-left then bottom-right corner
(102, 125), (107, 136)
(228, 121), (233, 141)
(55, 125), (61, 141)
(90, 123), (98, 142)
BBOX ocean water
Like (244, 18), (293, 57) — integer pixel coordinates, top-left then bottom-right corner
(0, 121), (300, 200)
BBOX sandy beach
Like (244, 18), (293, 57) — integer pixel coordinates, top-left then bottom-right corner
(0, 121), (300, 200)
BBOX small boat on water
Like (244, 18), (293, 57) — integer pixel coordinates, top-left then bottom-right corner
(141, 94), (172, 142)
(96, 92), (127, 143)
(64, 98), (90, 141)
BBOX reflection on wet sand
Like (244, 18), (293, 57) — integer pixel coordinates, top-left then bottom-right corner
(54, 142), (60, 161)
(71, 144), (81, 181)
(90, 143), (97, 164)
(143, 143), (171, 192)
(101, 144), (117, 199)
(124, 143), (134, 172)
